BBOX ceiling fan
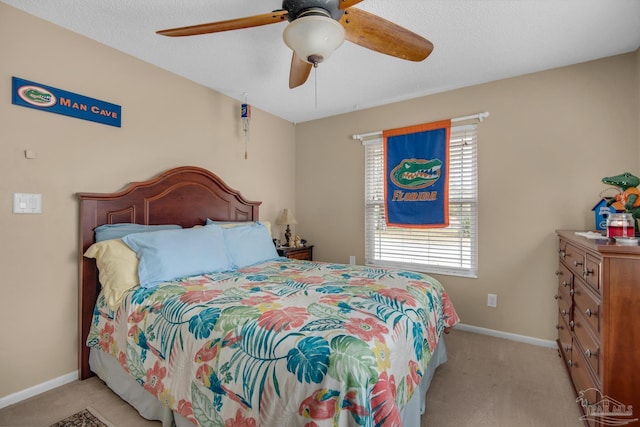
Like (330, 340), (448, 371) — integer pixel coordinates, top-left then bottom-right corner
(157, 0), (434, 89)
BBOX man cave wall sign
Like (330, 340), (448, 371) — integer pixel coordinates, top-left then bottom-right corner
(11, 77), (121, 128)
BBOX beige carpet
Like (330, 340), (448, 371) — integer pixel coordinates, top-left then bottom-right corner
(0, 377), (160, 427)
(0, 329), (583, 427)
(423, 330), (583, 427)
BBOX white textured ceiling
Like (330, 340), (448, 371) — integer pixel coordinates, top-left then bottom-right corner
(3, 0), (640, 123)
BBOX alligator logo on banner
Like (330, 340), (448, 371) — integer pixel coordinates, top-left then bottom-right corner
(16, 85), (57, 107)
(383, 120), (451, 228)
(390, 158), (442, 190)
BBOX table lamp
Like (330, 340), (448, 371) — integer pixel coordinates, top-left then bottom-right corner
(276, 208), (298, 247)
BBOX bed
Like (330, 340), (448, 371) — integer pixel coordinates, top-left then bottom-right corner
(78, 166), (459, 427)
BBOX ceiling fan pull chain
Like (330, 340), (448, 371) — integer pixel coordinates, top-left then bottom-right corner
(314, 64), (318, 109)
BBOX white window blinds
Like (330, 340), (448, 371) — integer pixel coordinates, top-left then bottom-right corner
(364, 123), (478, 278)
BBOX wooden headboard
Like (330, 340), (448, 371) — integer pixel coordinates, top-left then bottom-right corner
(77, 166), (261, 379)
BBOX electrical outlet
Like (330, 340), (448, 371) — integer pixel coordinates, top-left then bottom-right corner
(487, 293), (497, 308)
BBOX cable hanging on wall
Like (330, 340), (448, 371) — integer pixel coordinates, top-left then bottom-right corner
(241, 93), (251, 159)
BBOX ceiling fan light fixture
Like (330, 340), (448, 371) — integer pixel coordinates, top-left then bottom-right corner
(283, 15), (346, 66)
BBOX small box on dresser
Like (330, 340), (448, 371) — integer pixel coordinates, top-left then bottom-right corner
(555, 230), (640, 427)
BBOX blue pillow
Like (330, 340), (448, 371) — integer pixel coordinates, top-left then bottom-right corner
(95, 223), (181, 242)
(219, 222), (280, 268)
(121, 226), (232, 288)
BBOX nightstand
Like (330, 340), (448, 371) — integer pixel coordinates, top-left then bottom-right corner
(277, 245), (313, 261)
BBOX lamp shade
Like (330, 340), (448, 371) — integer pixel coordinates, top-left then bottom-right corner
(276, 208), (298, 225)
(282, 15), (346, 65)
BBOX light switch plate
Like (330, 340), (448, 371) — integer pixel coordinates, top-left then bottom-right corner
(13, 193), (42, 214)
(487, 293), (497, 308)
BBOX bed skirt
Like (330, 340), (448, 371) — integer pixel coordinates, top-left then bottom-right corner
(89, 338), (448, 427)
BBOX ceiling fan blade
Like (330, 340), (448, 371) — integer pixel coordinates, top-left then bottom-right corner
(157, 10), (288, 37)
(339, 8), (433, 61)
(289, 52), (313, 89)
(338, 0), (364, 9)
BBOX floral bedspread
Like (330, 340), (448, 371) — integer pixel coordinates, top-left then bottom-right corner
(88, 260), (459, 427)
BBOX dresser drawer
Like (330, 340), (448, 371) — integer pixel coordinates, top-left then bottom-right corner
(560, 240), (586, 279)
(584, 253), (601, 291)
(557, 311), (572, 362)
(573, 278), (601, 334)
(557, 287), (572, 322)
(573, 310), (600, 376)
(556, 262), (572, 294)
(571, 349), (600, 427)
(556, 262), (573, 318)
(287, 251), (311, 260)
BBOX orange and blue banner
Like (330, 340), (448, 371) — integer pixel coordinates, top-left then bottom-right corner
(383, 120), (451, 228)
(11, 77), (121, 127)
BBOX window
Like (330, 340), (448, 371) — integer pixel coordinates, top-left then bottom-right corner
(364, 123), (478, 278)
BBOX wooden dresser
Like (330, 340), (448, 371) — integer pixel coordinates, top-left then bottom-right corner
(555, 231), (640, 426)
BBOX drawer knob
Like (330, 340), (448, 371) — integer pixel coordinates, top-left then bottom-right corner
(569, 289), (575, 296)
(584, 268), (594, 277)
(556, 324), (562, 330)
(585, 349), (597, 358)
(569, 320), (575, 328)
(558, 249), (566, 258)
(561, 309), (568, 316)
(567, 359), (574, 367)
(574, 260), (583, 267)
(562, 281), (569, 288)
(564, 345), (571, 352)
(586, 308), (593, 317)
(555, 294), (560, 300)
(555, 270), (562, 276)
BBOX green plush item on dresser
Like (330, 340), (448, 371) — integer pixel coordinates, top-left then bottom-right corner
(602, 172), (640, 232)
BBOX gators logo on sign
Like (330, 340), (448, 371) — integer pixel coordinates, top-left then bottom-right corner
(17, 85), (57, 107)
(390, 158), (442, 190)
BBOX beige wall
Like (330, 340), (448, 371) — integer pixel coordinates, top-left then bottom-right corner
(295, 52), (639, 341)
(0, 4), (295, 398)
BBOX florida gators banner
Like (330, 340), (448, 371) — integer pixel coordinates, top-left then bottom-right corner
(11, 76), (121, 127)
(383, 120), (451, 228)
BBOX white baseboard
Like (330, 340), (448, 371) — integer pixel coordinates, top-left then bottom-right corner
(0, 371), (78, 409)
(454, 323), (556, 348)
